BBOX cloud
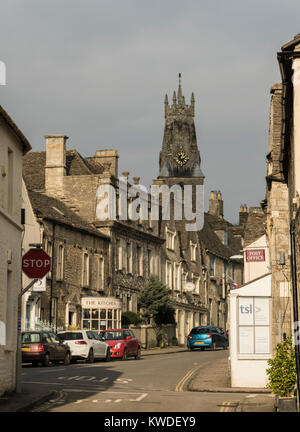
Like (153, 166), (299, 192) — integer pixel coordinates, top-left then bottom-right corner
(0, 0), (299, 221)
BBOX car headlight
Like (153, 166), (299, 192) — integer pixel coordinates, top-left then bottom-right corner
(114, 343), (122, 349)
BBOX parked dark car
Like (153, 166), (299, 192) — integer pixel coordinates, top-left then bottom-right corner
(100, 329), (141, 360)
(186, 326), (228, 351)
(21, 331), (71, 366)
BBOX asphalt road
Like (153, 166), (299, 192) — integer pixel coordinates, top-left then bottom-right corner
(21, 349), (244, 412)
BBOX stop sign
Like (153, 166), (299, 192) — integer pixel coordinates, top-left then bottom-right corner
(22, 248), (51, 279)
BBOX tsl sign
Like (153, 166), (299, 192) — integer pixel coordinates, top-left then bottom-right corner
(22, 248), (51, 279)
(245, 249), (265, 262)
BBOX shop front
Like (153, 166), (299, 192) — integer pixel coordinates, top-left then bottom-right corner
(81, 297), (122, 332)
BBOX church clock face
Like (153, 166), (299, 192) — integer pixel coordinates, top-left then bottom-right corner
(174, 151), (189, 166)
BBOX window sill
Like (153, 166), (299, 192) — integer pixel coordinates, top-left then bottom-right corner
(237, 354), (271, 360)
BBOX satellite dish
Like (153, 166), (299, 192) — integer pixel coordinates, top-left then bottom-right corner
(185, 282), (195, 292)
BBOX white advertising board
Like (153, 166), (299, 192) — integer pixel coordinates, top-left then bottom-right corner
(239, 326), (254, 354)
(238, 297), (270, 355)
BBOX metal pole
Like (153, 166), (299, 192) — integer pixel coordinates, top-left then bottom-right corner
(290, 219), (300, 407)
(16, 278), (38, 393)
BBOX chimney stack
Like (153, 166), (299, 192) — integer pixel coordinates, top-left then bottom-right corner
(45, 135), (68, 194)
(239, 204), (248, 226)
(93, 150), (119, 177)
(209, 190), (224, 220)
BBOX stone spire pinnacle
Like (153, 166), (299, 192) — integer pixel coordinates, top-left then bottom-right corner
(177, 73), (183, 104)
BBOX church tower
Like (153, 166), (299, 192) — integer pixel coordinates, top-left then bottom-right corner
(158, 74), (204, 182)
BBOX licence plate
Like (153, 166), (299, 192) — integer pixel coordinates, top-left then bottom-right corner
(195, 342), (204, 345)
(21, 347), (31, 352)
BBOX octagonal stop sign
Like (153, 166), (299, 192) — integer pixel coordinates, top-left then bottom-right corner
(22, 248), (51, 279)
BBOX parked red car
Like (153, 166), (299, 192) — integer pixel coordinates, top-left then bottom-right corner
(100, 329), (141, 360)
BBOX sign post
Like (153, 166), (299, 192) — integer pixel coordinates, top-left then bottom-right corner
(16, 247), (51, 393)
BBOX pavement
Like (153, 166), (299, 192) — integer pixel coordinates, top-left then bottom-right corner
(0, 346), (277, 412)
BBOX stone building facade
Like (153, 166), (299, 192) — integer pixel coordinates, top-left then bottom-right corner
(21, 184), (110, 332)
(262, 83), (292, 350)
(23, 135), (163, 328)
(0, 105), (31, 396)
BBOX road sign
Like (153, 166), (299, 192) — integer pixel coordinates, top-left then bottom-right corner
(32, 277), (47, 292)
(22, 248), (51, 279)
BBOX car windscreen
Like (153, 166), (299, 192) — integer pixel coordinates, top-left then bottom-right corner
(101, 331), (124, 340)
(57, 332), (83, 341)
(22, 333), (41, 343)
(190, 328), (212, 334)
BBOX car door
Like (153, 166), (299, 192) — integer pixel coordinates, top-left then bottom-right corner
(93, 332), (106, 357)
(211, 327), (219, 347)
(42, 332), (57, 360)
(49, 332), (65, 360)
(129, 330), (138, 354)
(124, 330), (134, 355)
(86, 331), (98, 357)
(215, 328), (223, 347)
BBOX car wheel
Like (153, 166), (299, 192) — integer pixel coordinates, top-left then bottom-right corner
(71, 358), (77, 364)
(43, 353), (50, 367)
(104, 348), (111, 362)
(135, 347), (141, 360)
(86, 349), (94, 363)
(32, 361), (39, 367)
(122, 348), (128, 361)
(64, 352), (71, 366)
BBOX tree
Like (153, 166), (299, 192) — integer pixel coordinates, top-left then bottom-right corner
(138, 275), (175, 346)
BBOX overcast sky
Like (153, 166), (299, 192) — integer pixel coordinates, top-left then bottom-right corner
(0, 1), (299, 223)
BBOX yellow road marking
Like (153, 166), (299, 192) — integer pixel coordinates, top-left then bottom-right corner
(175, 367), (200, 392)
(219, 402), (232, 412)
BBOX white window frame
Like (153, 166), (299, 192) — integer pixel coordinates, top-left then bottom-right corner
(166, 227), (176, 250)
(166, 261), (173, 289)
(174, 263), (181, 291)
(190, 241), (197, 262)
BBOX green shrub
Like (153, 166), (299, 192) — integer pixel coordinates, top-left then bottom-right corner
(266, 336), (296, 397)
(121, 311), (141, 327)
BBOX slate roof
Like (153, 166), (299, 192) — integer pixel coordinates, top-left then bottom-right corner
(243, 207), (266, 247)
(198, 213), (242, 259)
(28, 190), (108, 239)
(23, 150), (104, 191)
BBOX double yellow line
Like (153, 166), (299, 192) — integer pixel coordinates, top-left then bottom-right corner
(175, 367), (199, 392)
(219, 402), (232, 412)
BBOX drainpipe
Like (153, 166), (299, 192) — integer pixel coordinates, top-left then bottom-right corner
(49, 222), (56, 326)
(290, 219), (300, 405)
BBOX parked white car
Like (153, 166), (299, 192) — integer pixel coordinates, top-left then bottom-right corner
(57, 330), (110, 363)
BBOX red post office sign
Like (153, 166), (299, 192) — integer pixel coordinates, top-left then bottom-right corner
(245, 249), (265, 262)
(22, 248), (51, 279)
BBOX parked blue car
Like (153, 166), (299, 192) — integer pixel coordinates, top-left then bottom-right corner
(186, 326), (228, 351)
